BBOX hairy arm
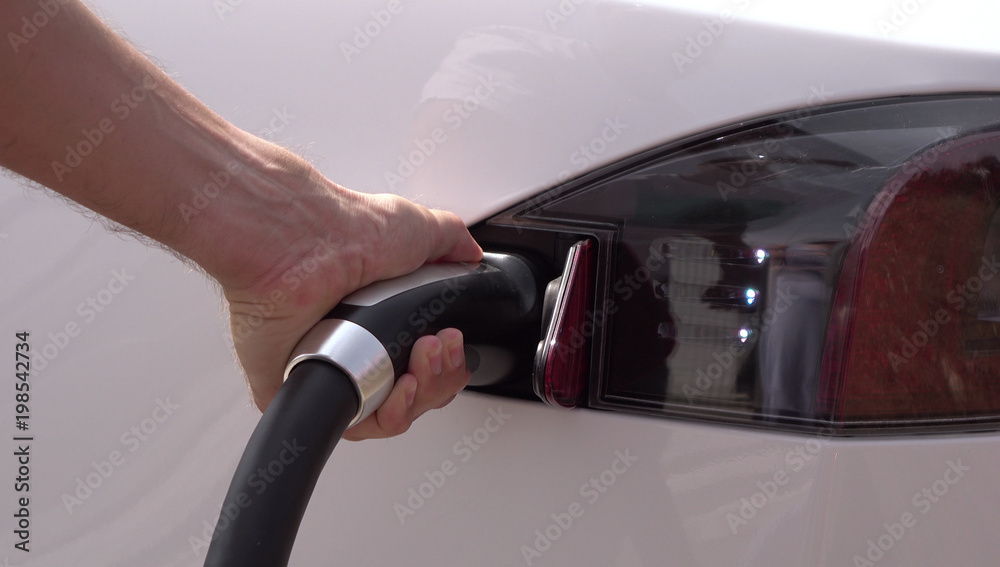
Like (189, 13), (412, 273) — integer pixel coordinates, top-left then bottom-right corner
(0, 1), (481, 435)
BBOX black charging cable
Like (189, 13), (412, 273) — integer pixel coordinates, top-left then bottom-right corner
(203, 360), (359, 567)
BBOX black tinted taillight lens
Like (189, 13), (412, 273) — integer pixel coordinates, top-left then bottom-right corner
(472, 94), (1000, 434)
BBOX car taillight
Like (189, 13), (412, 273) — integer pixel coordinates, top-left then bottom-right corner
(471, 94), (1000, 434)
(821, 131), (1000, 427)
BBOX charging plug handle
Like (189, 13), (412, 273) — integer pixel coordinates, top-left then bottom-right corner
(285, 252), (538, 427)
(204, 253), (538, 567)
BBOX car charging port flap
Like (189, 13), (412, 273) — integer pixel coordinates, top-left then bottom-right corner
(534, 239), (595, 408)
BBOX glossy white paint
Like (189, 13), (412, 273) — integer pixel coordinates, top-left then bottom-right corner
(2, 1), (999, 565)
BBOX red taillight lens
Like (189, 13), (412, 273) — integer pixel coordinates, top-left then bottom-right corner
(534, 240), (594, 408)
(821, 132), (1000, 425)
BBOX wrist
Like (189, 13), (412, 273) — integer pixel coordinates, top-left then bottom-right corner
(174, 132), (347, 292)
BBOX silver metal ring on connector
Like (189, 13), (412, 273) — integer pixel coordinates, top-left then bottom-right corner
(284, 319), (394, 428)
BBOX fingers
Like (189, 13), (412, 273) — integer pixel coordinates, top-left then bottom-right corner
(411, 328), (470, 417)
(427, 208), (483, 264)
(342, 374), (418, 441)
(361, 193), (481, 273)
(226, 184), (480, 417)
(343, 328), (470, 441)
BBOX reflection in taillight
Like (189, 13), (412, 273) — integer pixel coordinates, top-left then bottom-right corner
(534, 240), (594, 408)
(821, 132), (1000, 426)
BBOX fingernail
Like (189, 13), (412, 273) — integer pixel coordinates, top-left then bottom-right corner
(429, 346), (443, 376)
(449, 343), (465, 368)
(405, 376), (417, 408)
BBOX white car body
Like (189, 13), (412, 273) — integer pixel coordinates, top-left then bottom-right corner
(3, 1), (1000, 565)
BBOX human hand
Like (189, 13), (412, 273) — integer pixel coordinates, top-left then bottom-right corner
(342, 328), (470, 440)
(212, 157), (482, 437)
(0, 0), (482, 440)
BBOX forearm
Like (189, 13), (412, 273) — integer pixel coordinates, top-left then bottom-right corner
(0, 0), (327, 284)
(1, 1), (484, 420)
